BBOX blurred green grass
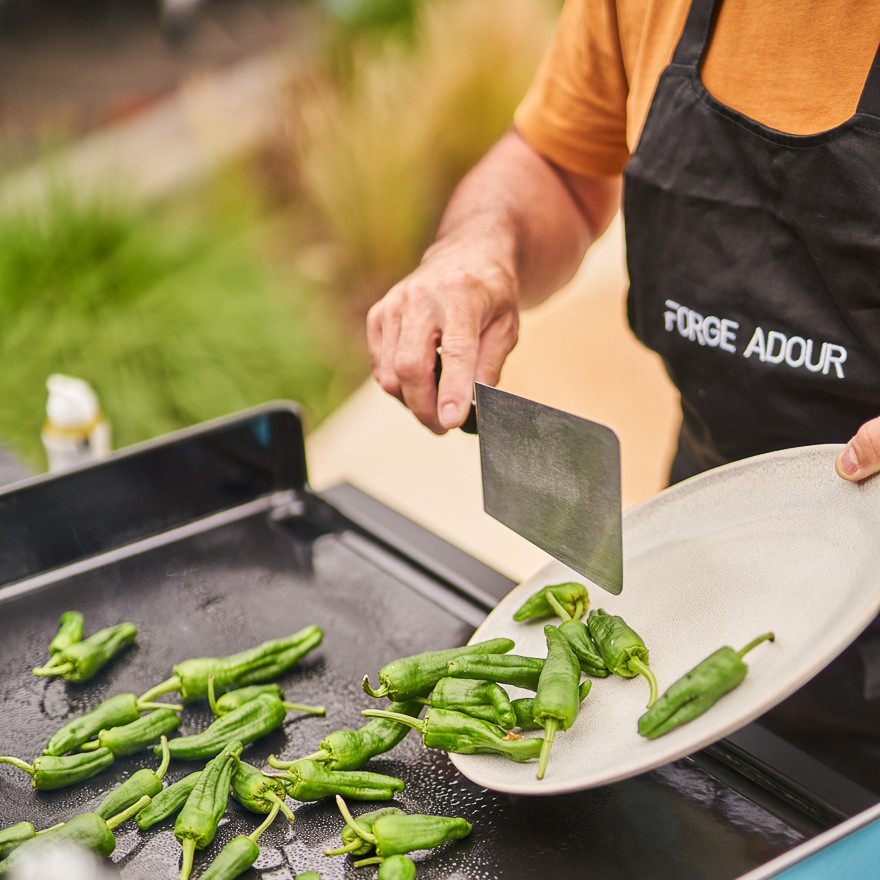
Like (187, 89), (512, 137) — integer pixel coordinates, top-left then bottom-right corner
(0, 181), (363, 468)
(0, 0), (559, 470)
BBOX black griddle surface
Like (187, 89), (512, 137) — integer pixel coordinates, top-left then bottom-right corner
(0, 406), (813, 879)
(0, 509), (806, 880)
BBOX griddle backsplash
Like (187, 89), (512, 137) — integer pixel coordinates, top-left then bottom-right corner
(0, 502), (806, 880)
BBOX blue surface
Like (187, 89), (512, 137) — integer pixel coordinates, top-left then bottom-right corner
(769, 814), (880, 878)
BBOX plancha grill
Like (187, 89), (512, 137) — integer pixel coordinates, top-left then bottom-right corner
(0, 403), (875, 880)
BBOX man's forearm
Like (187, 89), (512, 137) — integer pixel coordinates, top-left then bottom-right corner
(429, 127), (621, 307)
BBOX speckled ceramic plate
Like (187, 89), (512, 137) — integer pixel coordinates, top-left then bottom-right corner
(450, 444), (880, 795)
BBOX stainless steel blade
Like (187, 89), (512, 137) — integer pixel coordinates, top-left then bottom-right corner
(475, 382), (622, 594)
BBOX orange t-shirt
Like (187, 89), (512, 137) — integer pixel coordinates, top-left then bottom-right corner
(514, 0), (880, 177)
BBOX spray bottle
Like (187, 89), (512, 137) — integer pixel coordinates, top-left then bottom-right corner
(41, 374), (112, 472)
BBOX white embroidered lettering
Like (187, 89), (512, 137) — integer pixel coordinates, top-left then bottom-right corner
(663, 300), (680, 332)
(702, 315), (722, 346)
(805, 339), (824, 373)
(785, 336), (806, 368)
(823, 344), (847, 378)
(765, 330), (787, 364)
(720, 319), (738, 353)
(743, 327), (765, 360)
(662, 303), (846, 379)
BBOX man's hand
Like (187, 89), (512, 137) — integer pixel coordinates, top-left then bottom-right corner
(367, 246), (519, 434)
(836, 415), (880, 481)
(365, 128), (621, 433)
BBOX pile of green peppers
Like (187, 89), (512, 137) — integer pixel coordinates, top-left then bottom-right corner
(2, 615), (329, 880)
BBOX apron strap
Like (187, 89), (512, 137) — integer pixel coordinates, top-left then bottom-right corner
(671, 0), (723, 69)
(857, 42), (880, 118)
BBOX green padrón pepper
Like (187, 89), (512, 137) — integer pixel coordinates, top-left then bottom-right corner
(545, 591), (609, 677)
(278, 759), (404, 802)
(445, 652), (545, 690)
(39, 610), (85, 670)
(0, 748), (114, 790)
(95, 736), (171, 820)
(638, 632), (775, 739)
(207, 680), (325, 718)
(0, 795), (150, 875)
(354, 854), (418, 880)
(231, 760), (295, 822)
(533, 624), (582, 779)
(196, 802), (282, 880)
(139, 625), (324, 703)
(420, 676), (516, 728)
(362, 637), (515, 701)
(43, 691), (181, 756)
(335, 795), (472, 857)
(163, 692), (286, 760)
(81, 707), (181, 756)
(175, 740), (242, 880)
(136, 770), (202, 830)
(511, 679), (592, 730)
(323, 807), (406, 856)
(31, 621), (137, 682)
(0, 822), (40, 859)
(363, 706), (542, 762)
(513, 582), (589, 622)
(271, 700), (423, 772)
(588, 608), (659, 706)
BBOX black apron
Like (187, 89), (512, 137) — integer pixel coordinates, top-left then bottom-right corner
(622, 0), (880, 791)
(624, 0), (880, 484)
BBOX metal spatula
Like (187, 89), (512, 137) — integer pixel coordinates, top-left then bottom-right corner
(473, 382), (622, 594)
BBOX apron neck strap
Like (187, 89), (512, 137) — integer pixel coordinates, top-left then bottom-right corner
(671, 0), (722, 69)
(857, 42), (880, 118)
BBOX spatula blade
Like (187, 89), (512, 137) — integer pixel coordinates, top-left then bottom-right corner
(475, 382), (622, 594)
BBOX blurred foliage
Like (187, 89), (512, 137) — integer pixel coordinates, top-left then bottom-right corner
(319, 0), (419, 38)
(268, 0), (560, 315)
(0, 0), (561, 469)
(0, 180), (362, 468)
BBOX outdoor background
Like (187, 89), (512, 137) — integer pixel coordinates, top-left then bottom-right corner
(0, 0), (678, 581)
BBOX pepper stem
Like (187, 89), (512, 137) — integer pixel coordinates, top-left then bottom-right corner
(138, 676), (182, 704)
(137, 699), (184, 712)
(628, 656), (659, 708)
(179, 838), (196, 880)
(79, 739), (101, 751)
(156, 736), (171, 781)
(34, 822), (66, 836)
(207, 675), (220, 716)
(324, 838), (365, 857)
(0, 756), (35, 778)
(267, 754), (307, 770)
(737, 632), (776, 659)
(537, 718), (558, 779)
(39, 655), (66, 671)
(353, 856), (384, 868)
(266, 790), (296, 824)
(335, 795), (377, 845)
(361, 709), (424, 733)
(361, 675), (389, 699)
(292, 750), (330, 765)
(248, 802), (282, 842)
(106, 794), (152, 830)
(545, 591), (573, 622)
(281, 701), (327, 716)
(31, 662), (73, 677)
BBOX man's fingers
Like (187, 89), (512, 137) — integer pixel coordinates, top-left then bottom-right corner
(836, 415), (880, 481)
(366, 295), (405, 403)
(473, 315), (519, 388)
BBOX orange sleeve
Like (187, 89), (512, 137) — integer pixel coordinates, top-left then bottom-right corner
(513, 0), (631, 178)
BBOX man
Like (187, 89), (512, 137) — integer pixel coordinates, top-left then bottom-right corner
(366, 0), (880, 788)
(366, 0), (880, 484)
